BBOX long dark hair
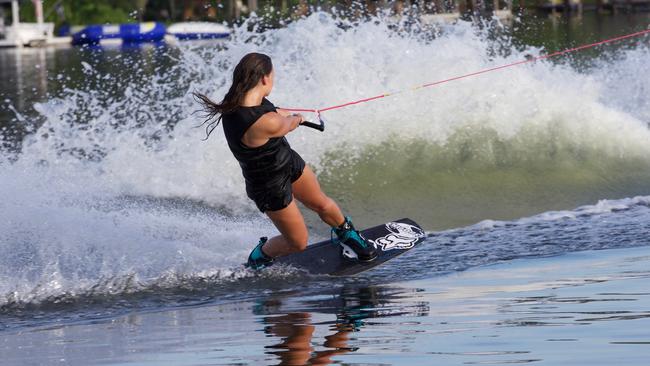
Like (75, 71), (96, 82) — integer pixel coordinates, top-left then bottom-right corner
(193, 52), (273, 139)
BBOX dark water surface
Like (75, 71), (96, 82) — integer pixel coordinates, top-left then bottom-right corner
(2, 245), (649, 365)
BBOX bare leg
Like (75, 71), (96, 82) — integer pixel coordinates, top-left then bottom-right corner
(282, 165), (376, 262)
(263, 200), (309, 258)
(260, 166), (344, 259)
(292, 166), (345, 227)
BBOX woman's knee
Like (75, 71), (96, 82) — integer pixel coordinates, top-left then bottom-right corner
(279, 218), (308, 252)
(285, 230), (308, 252)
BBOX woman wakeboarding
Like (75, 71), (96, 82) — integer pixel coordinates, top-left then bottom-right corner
(194, 52), (377, 269)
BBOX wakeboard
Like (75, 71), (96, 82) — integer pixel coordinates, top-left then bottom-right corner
(275, 218), (426, 276)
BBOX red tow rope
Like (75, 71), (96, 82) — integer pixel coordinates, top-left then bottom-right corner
(282, 28), (650, 115)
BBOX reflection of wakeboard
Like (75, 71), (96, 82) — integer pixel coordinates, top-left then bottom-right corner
(275, 218), (426, 276)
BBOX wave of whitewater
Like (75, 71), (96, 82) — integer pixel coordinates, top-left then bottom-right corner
(1, 12), (650, 311)
(2, 194), (650, 329)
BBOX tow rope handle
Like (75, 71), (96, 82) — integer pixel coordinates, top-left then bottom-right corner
(298, 112), (326, 132)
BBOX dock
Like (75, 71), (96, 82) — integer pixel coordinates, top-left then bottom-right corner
(0, 0), (60, 47)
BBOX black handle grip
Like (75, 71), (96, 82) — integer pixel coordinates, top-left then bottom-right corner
(300, 120), (325, 132)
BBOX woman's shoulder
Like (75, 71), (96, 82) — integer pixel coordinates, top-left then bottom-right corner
(243, 98), (277, 117)
(261, 98), (274, 106)
(223, 99), (276, 122)
(260, 98), (277, 112)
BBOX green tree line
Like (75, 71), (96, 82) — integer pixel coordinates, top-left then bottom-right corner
(16, 0), (137, 26)
(12, 0), (314, 28)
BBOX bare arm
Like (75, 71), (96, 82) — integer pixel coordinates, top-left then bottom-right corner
(241, 112), (303, 148)
(276, 108), (292, 117)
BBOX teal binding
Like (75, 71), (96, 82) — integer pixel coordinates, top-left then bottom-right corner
(331, 219), (367, 248)
(246, 237), (274, 270)
(331, 216), (377, 261)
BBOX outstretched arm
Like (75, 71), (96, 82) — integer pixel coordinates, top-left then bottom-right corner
(242, 112), (304, 147)
(260, 112), (303, 137)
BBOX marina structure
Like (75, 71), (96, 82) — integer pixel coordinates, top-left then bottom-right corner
(0, 0), (57, 47)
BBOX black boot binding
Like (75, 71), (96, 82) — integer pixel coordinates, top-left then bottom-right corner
(332, 217), (378, 261)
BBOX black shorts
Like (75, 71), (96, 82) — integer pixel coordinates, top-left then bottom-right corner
(247, 150), (306, 213)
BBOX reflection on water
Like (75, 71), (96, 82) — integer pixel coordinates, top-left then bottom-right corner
(264, 312), (354, 365)
(257, 286), (430, 365)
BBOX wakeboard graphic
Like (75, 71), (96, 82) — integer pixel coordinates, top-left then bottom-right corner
(275, 218), (426, 276)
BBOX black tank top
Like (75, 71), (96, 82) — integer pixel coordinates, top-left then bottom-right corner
(222, 98), (294, 189)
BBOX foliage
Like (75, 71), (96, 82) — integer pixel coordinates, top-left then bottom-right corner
(16, 0), (138, 26)
(60, 0), (135, 25)
(13, 0), (374, 29)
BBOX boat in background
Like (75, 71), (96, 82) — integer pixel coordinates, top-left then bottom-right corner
(71, 22), (166, 45)
(166, 22), (230, 40)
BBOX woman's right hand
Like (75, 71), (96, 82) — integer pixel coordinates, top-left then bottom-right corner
(290, 114), (303, 131)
